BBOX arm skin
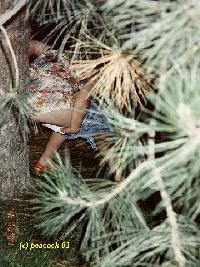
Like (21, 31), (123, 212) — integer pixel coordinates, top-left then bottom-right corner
(29, 40), (50, 56)
(60, 80), (96, 134)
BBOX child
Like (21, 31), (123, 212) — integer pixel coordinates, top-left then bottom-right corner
(28, 40), (111, 171)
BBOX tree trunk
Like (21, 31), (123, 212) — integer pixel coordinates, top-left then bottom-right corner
(0, 2), (31, 199)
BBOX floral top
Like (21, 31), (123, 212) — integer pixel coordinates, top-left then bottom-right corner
(28, 50), (84, 115)
(28, 50), (112, 150)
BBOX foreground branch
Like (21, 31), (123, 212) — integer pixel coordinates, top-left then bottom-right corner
(60, 160), (150, 207)
(148, 123), (186, 267)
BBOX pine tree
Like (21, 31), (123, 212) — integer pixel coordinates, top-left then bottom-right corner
(1, 0), (200, 266)
(0, 0), (31, 199)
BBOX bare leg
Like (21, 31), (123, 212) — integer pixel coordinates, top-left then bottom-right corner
(33, 109), (74, 171)
(33, 108), (73, 127)
(38, 132), (65, 167)
(33, 107), (85, 171)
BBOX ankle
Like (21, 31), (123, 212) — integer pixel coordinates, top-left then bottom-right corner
(39, 156), (52, 166)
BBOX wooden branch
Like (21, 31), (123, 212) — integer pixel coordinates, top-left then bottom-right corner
(0, 0), (28, 26)
(0, 25), (19, 88)
(148, 122), (186, 267)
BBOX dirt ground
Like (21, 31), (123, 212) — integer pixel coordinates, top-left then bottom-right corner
(0, 125), (109, 267)
(29, 124), (108, 179)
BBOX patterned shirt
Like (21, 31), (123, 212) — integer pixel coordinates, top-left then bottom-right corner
(28, 50), (84, 114)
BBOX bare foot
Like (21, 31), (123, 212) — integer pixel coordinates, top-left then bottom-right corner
(34, 158), (53, 172)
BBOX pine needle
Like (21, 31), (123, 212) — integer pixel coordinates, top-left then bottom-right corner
(71, 43), (152, 112)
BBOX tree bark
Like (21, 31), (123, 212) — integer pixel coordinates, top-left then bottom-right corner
(0, 2), (31, 199)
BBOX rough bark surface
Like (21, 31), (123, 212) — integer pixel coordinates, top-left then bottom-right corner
(0, 3), (31, 199)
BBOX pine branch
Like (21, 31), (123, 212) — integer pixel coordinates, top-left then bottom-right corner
(97, 216), (200, 267)
(103, 0), (200, 75)
(71, 37), (152, 111)
(148, 123), (186, 267)
(29, 0), (106, 54)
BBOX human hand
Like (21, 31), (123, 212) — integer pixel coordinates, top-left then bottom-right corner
(60, 126), (80, 134)
(29, 40), (50, 56)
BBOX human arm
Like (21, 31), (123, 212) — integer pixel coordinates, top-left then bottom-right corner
(60, 81), (95, 134)
(29, 40), (50, 56)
